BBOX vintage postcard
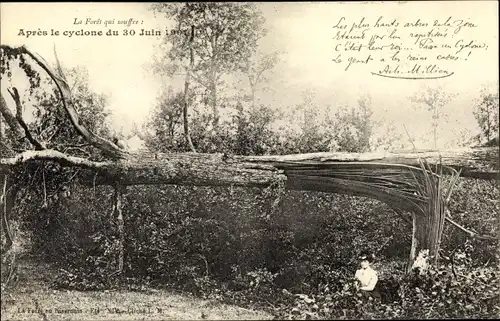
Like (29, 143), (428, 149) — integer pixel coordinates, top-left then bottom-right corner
(1, 2), (498, 320)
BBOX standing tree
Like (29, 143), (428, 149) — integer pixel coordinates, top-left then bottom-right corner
(370, 121), (405, 152)
(281, 89), (331, 153)
(243, 51), (279, 110)
(473, 83), (499, 145)
(330, 94), (375, 153)
(232, 100), (277, 156)
(145, 87), (185, 153)
(151, 2), (266, 128)
(409, 85), (456, 150)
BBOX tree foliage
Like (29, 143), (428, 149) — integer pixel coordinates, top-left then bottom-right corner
(151, 2), (266, 127)
(473, 83), (499, 144)
(330, 94), (375, 153)
(144, 87), (185, 153)
(243, 51), (280, 110)
(410, 85), (456, 149)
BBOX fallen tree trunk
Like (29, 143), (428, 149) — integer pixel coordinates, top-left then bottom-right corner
(237, 147), (499, 180)
(0, 151), (284, 188)
(0, 149), (497, 224)
(1, 147), (498, 185)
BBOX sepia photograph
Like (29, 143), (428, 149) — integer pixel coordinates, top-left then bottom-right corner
(1, 1), (499, 320)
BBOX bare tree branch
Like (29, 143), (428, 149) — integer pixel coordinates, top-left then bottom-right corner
(445, 215), (498, 240)
(7, 87), (45, 150)
(0, 94), (24, 138)
(390, 207), (412, 225)
(1, 149), (111, 170)
(403, 124), (417, 152)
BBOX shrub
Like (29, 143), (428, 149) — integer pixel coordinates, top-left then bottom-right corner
(395, 250), (499, 318)
(16, 172), (499, 319)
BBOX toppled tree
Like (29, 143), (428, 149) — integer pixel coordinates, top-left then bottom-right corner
(1, 45), (498, 276)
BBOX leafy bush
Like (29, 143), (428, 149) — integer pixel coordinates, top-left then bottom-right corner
(273, 250), (499, 320)
(445, 178), (499, 265)
(24, 185), (118, 290)
(16, 171), (499, 319)
(395, 249), (499, 318)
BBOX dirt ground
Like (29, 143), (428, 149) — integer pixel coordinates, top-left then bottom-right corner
(1, 257), (273, 321)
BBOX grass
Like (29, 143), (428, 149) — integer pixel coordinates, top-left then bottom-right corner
(1, 256), (272, 321)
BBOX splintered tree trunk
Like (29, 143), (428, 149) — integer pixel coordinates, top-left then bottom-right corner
(407, 162), (449, 272)
(408, 211), (444, 273)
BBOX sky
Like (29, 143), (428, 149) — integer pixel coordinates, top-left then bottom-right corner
(1, 1), (498, 150)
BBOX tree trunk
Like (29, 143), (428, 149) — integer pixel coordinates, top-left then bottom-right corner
(433, 126), (438, 150)
(0, 117), (4, 140)
(183, 25), (196, 153)
(113, 182), (125, 274)
(1, 175), (19, 254)
(208, 58), (219, 129)
(1, 175), (10, 252)
(407, 161), (448, 272)
(407, 213), (418, 272)
(486, 110), (491, 142)
(408, 210), (444, 273)
(251, 86), (256, 111)
(2, 148), (498, 184)
(211, 79), (219, 128)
